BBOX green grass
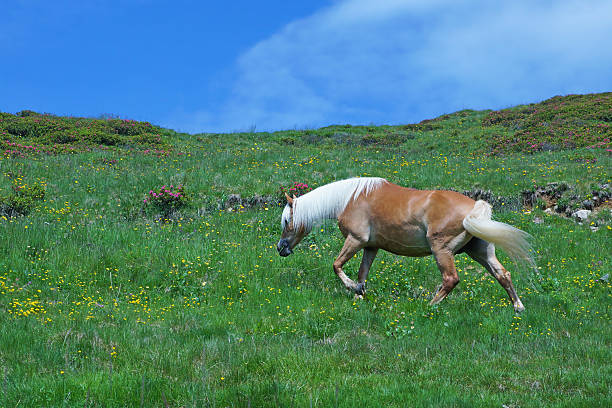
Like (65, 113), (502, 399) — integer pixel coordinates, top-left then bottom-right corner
(0, 95), (610, 407)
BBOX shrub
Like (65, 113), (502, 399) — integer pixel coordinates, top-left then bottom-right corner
(360, 130), (411, 147)
(132, 132), (164, 146)
(143, 184), (188, 215)
(279, 182), (312, 202)
(48, 130), (79, 144)
(0, 180), (46, 217)
(482, 92), (612, 154)
(106, 119), (156, 136)
(16, 110), (43, 117)
(0, 111), (169, 153)
(87, 131), (122, 146)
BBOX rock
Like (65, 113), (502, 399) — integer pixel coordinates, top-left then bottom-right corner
(582, 200), (594, 210)
(533, 217), (544, 224)
(571, 209), (591, 221)
(544, 208), (553, 214)
(225, 194), (242, 208)
(247, 194), (267, 207)
(222, 194), (278, 211)
(521, 190), (537, 208)
(590, 226), (599, 232)
(598, 273), (609, 282)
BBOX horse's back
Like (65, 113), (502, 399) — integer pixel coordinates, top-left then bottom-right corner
(372, 182), (475, 216)
(339, 182), (476, 255)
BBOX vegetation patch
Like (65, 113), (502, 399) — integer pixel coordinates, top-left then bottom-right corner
(221, 194), (284, 214)
(274, 126), (417, 147)
(482, 92), (612, 154)
(522, 182), (611, 225)
(143, 184), (189, 217)
(0, 110), (173, 155)
(0, 176), (46, 217)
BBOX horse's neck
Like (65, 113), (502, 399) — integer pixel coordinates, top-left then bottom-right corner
(294, 177), (385, 230)
(294, 193), (344, 230)
(294, 200), (336, 231)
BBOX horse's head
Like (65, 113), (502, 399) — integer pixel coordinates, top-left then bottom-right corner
(277, 193), (307, 257)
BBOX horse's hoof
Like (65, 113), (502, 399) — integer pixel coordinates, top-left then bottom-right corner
(354, 282), (366, 296)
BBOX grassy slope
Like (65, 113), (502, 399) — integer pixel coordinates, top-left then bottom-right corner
(0, 94), (610, 407)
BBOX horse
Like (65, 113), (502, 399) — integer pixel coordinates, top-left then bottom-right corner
(276, 177), (535, 312)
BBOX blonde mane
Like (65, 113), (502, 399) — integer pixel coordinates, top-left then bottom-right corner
(282, 177), (386, 231)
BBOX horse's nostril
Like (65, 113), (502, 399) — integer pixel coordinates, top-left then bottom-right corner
(277, 240), (292, 256)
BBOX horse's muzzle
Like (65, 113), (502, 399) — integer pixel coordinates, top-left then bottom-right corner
(277, 239), (293, 257)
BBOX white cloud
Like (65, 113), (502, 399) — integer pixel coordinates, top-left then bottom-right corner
(170, 0), (612, 133)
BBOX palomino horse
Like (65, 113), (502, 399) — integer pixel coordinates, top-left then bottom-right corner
(277, 177), (535, 312)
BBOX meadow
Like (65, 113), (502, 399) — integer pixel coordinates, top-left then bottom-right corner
(0, 94), (610, 407)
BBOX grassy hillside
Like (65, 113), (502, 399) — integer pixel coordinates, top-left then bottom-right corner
(0, 110), (172, 155)
(0, 94), (610, 407)
(482, 92), (611, 154)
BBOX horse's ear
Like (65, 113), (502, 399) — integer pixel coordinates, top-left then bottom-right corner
(292, 194), (297, 200)
(284, 192), (293, 206)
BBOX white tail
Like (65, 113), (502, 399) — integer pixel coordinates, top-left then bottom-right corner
(463, 200), (536, 270)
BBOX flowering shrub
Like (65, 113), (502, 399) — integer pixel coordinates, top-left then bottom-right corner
(106, 118), (156, 136)
(279, 182), (312, 201)
(143, 184), (188, 215)
(0, 111), (169, 154)
(0, 180), (46, 217)
(482, 92), (612, 154)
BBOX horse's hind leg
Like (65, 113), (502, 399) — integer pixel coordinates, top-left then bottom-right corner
(429, 248), (460, 305)
(463, 238), (525, 313)
(355, 247), (378, 296)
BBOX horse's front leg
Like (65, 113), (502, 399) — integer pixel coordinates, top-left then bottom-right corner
(333, 234), (365, 293)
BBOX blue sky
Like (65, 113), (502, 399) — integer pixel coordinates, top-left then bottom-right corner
(2, 0), (611, 133)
